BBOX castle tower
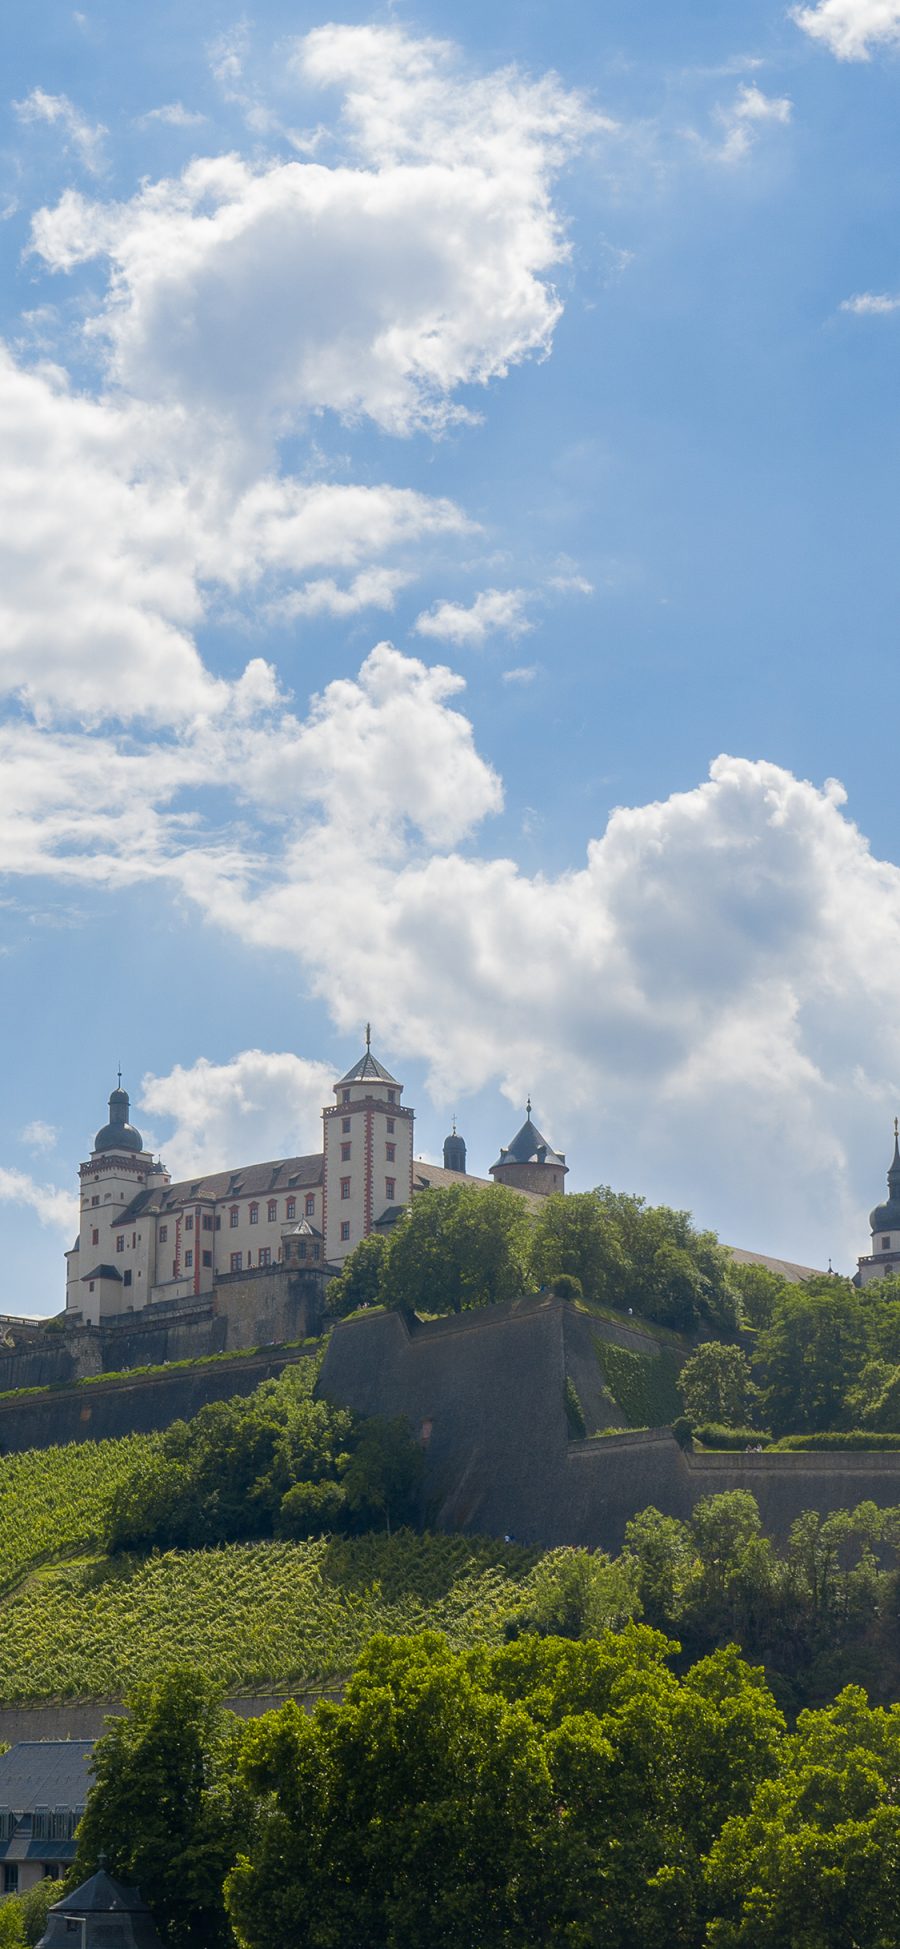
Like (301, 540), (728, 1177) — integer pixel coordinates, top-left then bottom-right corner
(857, 1120), (900, 1285)
(323, 1028), (414, 1262)
(66, 1079), (170, 1324)
(489, 1098), (567, 1198)
(443, 1120), (466, 1173)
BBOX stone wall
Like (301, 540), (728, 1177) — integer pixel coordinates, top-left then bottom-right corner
(0, 1345), (319, 1454)
(317, 1297), (900, 1550)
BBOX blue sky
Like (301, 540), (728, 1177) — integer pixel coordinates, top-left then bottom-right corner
(1, 0), (900, 1311)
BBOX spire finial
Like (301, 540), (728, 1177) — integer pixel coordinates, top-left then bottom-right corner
(894, 1116), (897, 1141)
(452, 1115), (457, 1135)
(526, 1095), (532, 1118)
(117, 1063), (122, 1090)
(365, 1022), (371, 1051)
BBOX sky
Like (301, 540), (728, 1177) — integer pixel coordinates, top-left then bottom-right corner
(1, 0), (900, 1312)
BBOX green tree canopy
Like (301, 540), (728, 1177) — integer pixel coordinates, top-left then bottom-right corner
(528, 1191), (625, 1302)
(382, 1182), (531, 1315)
(757, 1284), (870, 1434)
(678, 1342), (756, 1428)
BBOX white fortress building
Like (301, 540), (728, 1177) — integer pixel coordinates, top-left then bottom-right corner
(65, 1034), (568, 1326)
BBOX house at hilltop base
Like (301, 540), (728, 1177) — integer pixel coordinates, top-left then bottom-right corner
(37, 1864), (164, 1949)
(64, 1035), (564, 1330)
(0, 1740), (92, 1894)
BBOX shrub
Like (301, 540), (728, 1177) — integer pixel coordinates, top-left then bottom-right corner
(564, 1377), (586, 1438)
(770, 1431), (900, 1451)
(693, 1425), (771, 1450)
(549, 1273), (583, 1299)
(672, 1416), (694, 1450)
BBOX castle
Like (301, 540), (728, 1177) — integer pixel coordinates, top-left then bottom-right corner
(64, 1034), (568, 1328)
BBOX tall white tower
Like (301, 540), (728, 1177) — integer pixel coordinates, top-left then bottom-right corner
(858, 1120), (900, 1286)
(66, 1081), (169, 1323)
(323, 1030), (413, 1263)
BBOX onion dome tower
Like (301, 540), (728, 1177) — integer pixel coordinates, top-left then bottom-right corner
(489, 1098), (567, 1197)
(443, 1119), (466, 1173)
(93, 1079), (144, 1156)
(858, 1119), (900, 1285)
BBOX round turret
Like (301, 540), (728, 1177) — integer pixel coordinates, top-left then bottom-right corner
(870, 1125), (900, 1232)
(94, 1083), (143, 1155)
(443, 1122), (466, 1173)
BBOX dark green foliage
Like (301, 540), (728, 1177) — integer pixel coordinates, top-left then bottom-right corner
(771, 1430), (900, 1450)
(0, 1880), (63, 1948)
(756, 1281), (869, 1434)
(224, 1626), (784, 1949)
(71, 1668), (251, 1949)
(596, 1337), (682, 1426)
(593, 1186), (741, 1331)
(106, 1368), (422, 1552)
(694, 1425), (771, 1449)
(563, 1375), (586, 1437)
(505, 1547), (639, 1640)
(529, 1192), (624, 1300)
(326, 1233), (389, 1317)
(727, 1259), (786, 1329)
(548, 1271), (583, 1298)
(679, 1341), (756, 1427)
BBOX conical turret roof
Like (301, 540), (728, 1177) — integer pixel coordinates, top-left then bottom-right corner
(490, 1100), (565, 1173)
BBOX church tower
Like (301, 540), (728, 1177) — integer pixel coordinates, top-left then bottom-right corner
(66, 1079), (169, 1324)
(857, 1120), (900, 1285)
(489, 1099), (567, 1197)
(323, 1030), (414, 1262)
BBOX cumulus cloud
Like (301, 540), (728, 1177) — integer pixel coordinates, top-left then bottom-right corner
(14, 89), (107, 174)
(792, 0), (900, 58)
(414, 588), (533, 646)
(140, 1049), (335, 1179)
(0, 1167), (77, 1234)
(841, 291), (900, 313)
(138, 103), (207, 128)
(31, 26), (596, 436)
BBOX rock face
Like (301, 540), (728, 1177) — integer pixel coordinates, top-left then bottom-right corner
(317, 1295), (900, 1550)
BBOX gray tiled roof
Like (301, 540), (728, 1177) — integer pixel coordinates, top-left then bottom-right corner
(0, 1741), (93, 1810)
(337, 1050), (399, 1087)
(116, 1154), (324, 1226)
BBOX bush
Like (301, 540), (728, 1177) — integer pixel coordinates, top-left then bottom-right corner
(549, 1273), (583, 1299)
(564, 1377), (586, 1438)
(693, 1425), (771, 1450)
(672, 1416), (694, 1450)
(770, 1430), (900, 1450)
(278, 1480), (347, 1538)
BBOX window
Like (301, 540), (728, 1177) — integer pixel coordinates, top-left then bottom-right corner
(342, 1089), (350, 1104)
(159, 1224), (168, 1244)
(91, 1195), (100, 1207)
(116, 1234), (124, 1254)
(89, 1281), (95, 1293)
(340, 1221), (350, 1242)
(185, 1214), (193, 1231)
(185, 1249), (193, 1268)
(4, 1865), (18, 1894)
(123, 1270), (132, 1287)
(386, 1143), (395, 1162)
(249, 1202), (259, 1224)
(305, 1194), (315, 1217)
(386, 1118), (394, 1134)
(268, 1199), (277, 1223)
(230, 1206), (239, 1228)
(387, 1089), (396, 1103)
(313, 1242), (321, 1260)
(202, 1250), (213, 1268)
(203, 1214), (214, 1231)
(342, 1118), (351, 1134)
(341, 1178), (351, 1200)
(385, 1178), (395, 1201)
(259, 1246), (271, 1267)
(215, 1215), (221, 1230)
(341, 1142), (351, 1162)
(884, 1237), (891, 1250)
(230, 1251), (243, 1273)
(286, 1198), (296, 1220)
(132, 1233), (136, 1248)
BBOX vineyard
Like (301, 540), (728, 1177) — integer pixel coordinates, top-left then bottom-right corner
(0, 1434), (156, 1594)
(0, 1531), (538, 1703)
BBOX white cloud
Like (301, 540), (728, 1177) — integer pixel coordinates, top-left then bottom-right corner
(267, 568), (413, 623)
(13, 89), (107, 175)
(792, 0), (900, 58)
(21, 1121), (59, 1152)
(502, 665), (538, 684)
(414, 587), (533, 646)
(840, 291), (900, 313)
(138, 103), (207, 128)
(140, 1049), (334, 1180)
(31, 26), (596, 437)
(714, 84), (793, 163)
(0, 1167), (77, 1234)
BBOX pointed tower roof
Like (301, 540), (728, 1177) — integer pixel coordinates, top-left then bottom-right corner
(869, 1119), (900, 1233)
(337, 1024), (399, 1089)
(490, 1099), (566, 1173)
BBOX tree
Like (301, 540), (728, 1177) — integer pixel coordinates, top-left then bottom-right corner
(727, 1260), (789, 1331)
(383, 1183), (530, 1315)
(326, 1234), (388, 1317)
(593, 1189), (739, 1332)
(341, 1416), (424, 1534)
(678, 1342), (755, 1428)
(509, 1546), (640, 1639)
(20, 1880), (63, 1946)
(529, 1192), (624, 1302)
(756, 1285), (869, 1434)
(705, 1686), (900, 1948)
(71, 1668), (252, 1949)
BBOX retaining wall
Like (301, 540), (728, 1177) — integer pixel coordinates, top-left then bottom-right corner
(0, 1345), (318, 1454)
